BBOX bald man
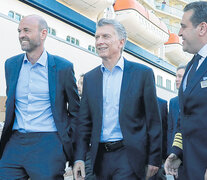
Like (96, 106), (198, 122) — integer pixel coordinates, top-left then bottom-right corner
(0, 15), (79, 179)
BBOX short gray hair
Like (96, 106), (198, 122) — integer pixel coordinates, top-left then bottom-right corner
(96, 18), (127, 48)
(38, 17), (48, 31)
(184, 1), (207, 27)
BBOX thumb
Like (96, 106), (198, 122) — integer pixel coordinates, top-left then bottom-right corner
(168, 153), (177, 160)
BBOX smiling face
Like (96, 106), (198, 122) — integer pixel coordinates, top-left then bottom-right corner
(178, 10), (202, 54)
(95, 25), (124, 62)
(18, 16), (46, 53)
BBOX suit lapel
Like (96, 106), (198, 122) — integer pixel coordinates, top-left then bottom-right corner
(95, 67), (103, 128)
(9, 54), (24, 99)
(119, 59), (133, 115)
(47, 53), (56, 109)
(184, 57), (207, 95)
(179, 57), (195, 109)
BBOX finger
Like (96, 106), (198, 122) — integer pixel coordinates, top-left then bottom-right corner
(80, 165), (85, 178)
(73, 168), (78, 180)
(164, 161), (170, 174)
(147, 168), (155, 178)
(153, 167), (159, 175)
(73, 165), (81, 180)
(174, 169), (178, 179)
(169, 168), (177, 177)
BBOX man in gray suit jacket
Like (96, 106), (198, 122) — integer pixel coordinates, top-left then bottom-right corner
(0, 15), (80, 179)
(73, 18), (162, 180)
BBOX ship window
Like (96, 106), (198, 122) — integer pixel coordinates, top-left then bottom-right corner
(174, 82), (178, 92)
(88, 45), (92, 51)
(88, 45), (96, 53)
(8, 11), (14, 18)
(166, 79), (171, 90)
(15, 13), (21, 21)
(92, 47), (95, 53)
(66, 36), (70, 42)
(157, 75), (163, 87)
(76, 39), (79, 46)
(8, 11), (23, 21)
(48, 27), (56, 36)
(71, 37), (75, 44)
(51, 29), (56, 36)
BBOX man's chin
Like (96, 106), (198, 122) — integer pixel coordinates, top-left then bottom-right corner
(98, 54), (108, 59)
(21, 46), (32, 52)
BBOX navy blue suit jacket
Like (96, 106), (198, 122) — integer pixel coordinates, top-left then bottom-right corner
(157, 97), (168, 160)
(75, 59), (162, 177)
(0, 53), (80, 164)
(167, 96), (179, 155)
(172, 56), (207, 179)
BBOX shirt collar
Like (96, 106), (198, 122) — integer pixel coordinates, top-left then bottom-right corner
(198, 44), (207, 59)
(23, 49), (48, 67)
(101, 56), (124, 72)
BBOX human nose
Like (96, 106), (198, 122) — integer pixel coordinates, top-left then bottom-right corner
(19, 31), (25, 39)
(96, 36), (104, 45)
(178, 28), (182, 37)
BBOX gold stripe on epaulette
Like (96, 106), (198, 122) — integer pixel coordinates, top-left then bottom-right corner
(172, 141), (183, 149)
(174, 139), (182, 143)
(175, 133), (182, 138)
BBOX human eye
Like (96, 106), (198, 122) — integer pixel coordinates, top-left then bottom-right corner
(181, 24), (186, 29)
(95, 35), (99, 40)
(24, 28), (29, 32)
(103, 34), (110, 39)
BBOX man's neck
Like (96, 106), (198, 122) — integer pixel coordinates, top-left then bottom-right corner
(26, 48), (44, 65)
(102, 56), (121, 71)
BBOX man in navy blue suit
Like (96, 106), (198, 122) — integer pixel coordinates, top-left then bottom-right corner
(73, 18), (162, 180)
(167, 65), (185, 155)
(165, 1), (207, 179)
(149, 97), (168, 180)
(157, 97), (168, 161)
(0, 15), (80, 179)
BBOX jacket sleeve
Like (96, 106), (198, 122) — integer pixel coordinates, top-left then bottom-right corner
(144, 69), (162, 167)
(74, 75), (92, 161)
(64, 65), (80, 142)
(171, 113), (183, 160)
(167, 100), (174, 155)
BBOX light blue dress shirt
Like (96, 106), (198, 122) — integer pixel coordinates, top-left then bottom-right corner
(183, 44), (207, 91)
(13, 50), (57, 132)
(100, 57), (124, 142)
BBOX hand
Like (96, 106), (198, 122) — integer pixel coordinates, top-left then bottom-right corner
(204, 169), (207, 180)
(164, 153), (182, 179)
(73, 161), (85, 180)
(146, 164), (159, 180)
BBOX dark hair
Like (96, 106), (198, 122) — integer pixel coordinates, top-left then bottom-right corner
(184, 1), (207, 27)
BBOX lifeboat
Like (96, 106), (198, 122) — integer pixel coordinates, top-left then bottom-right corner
(114, 0), (169, 49)
(58, 0), (115, 19)
(165, 33), (193, 66)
